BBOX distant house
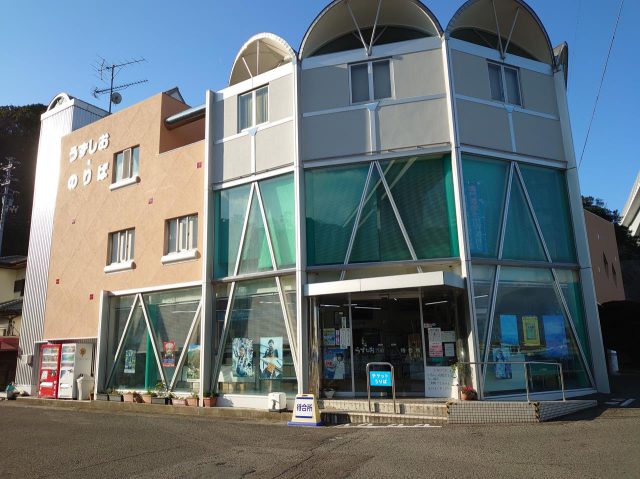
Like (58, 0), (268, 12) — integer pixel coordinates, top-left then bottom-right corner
(0, 255), (26, 389)
(621, 172), (640, 238)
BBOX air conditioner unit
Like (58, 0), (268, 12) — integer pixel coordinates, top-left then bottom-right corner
(268, 392), (287, 412)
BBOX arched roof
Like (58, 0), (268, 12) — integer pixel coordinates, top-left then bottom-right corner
(47, 92), (73, 111)
(299, 0), (443, 60)
(446, 0), (555, 66)
(229, 33), (296, 86)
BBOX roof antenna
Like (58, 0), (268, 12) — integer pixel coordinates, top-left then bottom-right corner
(91, 57), (148, 114)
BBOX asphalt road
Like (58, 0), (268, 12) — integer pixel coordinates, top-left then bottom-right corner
(1, 400), (639, 479)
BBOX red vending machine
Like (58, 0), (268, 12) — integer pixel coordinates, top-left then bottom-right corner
(38, 344), (62, 398)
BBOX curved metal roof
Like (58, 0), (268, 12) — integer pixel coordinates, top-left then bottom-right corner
(46, 92), (73, 111)
(229, 33), (296, 86)
(446, 0), (555, 66)
(299, 0), (443, 60)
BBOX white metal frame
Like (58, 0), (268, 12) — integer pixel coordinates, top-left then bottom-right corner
(238, 85), (269, 133)
(348, 58), (394, 105)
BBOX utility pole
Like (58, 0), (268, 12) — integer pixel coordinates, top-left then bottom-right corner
(0, 157), (20, 257)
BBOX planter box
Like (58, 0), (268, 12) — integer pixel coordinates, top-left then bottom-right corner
(108, 394), (122, 402)
(151, 397), (168, 405)
(185, 397), (198, 407)
(171, 398), (187, 406)
(202, 397), (218, 407)
(123, 393), (136, 403)
(141, 394), (153, 404)
(95, 393), (109, 402)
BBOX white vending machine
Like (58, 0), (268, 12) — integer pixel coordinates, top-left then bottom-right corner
(57, 343), (93, 399)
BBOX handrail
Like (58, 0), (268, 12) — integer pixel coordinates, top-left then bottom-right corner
(366, 362), (396, 413)
(456, 361), (566, 402)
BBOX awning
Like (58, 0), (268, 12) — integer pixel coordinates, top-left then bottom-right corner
(0, 337), (19, 352)
(305, 271), (464, 296)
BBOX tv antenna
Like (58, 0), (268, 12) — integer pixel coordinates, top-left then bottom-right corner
(92, 57), (148, 114)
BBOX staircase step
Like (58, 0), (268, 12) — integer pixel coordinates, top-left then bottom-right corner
(321, 410), (448, 426)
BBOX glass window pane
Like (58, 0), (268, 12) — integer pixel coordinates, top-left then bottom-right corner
(238, 92), (252, 130)
(556, 269), (591, 365)
(105, 295), (136, 382)
(382, 156), (458, 259)
(504, 67), (521, 106)
(143, 287), (201, 388)
(280, 275), (297, 354)
(488, 63), (504, 102)
(259, 174), (296, 269)
(107, 303), (159, 390)
(218, 278), (298, 396)
(351, 63), (369, 103)
(462, 156), (509, 258)
(128, 229), (135, 260)
(484, 267), (592, 397)
(471, 265), (496, 359)
(238, 194), (273, 275)
(502, 175), (547, 261)
(179, 216), (188, 251)
(255, 86), (268, 125)
(168, 220), (177, 254)
(305, 163), (370, 266)
(114, 152), (124, 182)
(174, 314), (201, 392)
(373, 60), (391, 100)
(520, 165), (576, 263)
(214, 185), (251, 278)
(190, 215), (198, 249)
(110, 232), (119, 264)
(131, 147), (140, 176)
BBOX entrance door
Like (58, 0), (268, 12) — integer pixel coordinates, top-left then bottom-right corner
(351, 291), (424, 396)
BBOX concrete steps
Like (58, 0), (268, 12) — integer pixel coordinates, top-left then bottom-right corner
(319, 399), (449, 425)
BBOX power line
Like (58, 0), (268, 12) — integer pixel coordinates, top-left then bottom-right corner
(578, 0), (625, 169)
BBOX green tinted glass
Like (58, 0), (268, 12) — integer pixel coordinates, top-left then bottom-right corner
(305, 164), (370, 266)
(471, 264), (496, 359)
(259, 174), (295, 269)
(520, 165), (576, 263)
(238, 195), (273, 274)
(502, 175), (547, 261)
(462, 156), (509, 258)
(350, 166), (411, 262)
(382, 156), (457, 259)
(214, 184), (251, 278)
(556, 269), (591, 365)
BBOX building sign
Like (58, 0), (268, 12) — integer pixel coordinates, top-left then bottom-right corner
(67, 133), (110, 190)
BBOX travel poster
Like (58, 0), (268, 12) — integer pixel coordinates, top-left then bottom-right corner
(543, 315), (568, 358)
(162, 341), (176, 368)
(492, 347), (512, 379)
(522, 316), (541, 346)
(500, 314), (519, 346)
(232, 337), (254, 378)
(323, 328), (336, 346)
(324, 348), (349, 380)
(185, 344), (200, 382)
(259, 336), (283, 379)
(124, 349), (136, 374)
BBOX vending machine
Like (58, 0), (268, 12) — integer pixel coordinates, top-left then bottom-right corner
(38, 344), (62, 398)
(57, 343), (93, 399)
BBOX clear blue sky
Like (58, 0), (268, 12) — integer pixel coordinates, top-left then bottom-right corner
(1, 1), (637, 212)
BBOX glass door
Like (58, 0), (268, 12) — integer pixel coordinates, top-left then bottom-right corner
(318, 294), (353, 395)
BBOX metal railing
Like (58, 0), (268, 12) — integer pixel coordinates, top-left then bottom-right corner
(456, 361), (566, 402)
(366, 362), (396, 413)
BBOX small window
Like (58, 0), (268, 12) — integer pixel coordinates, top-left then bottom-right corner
(108, 228), (135, 265)
(14, 279), (25, 296)
(166, 214), (198, 254)
(238, 85), (269, 131)
(603, 253), (609, 278)
(350, 59), (392, 104)
(113, 146), (140, 183)
(488, 62), (522, 106)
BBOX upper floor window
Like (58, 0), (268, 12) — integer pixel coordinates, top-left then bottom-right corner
(113, 146), (140, 184)
(108, 228), (135, 265)
(238, 86), (268, 131)
(350, 59), (392, 104)
(13, 279), (25, 296)
(167, 214), (198, 254)
(488, 62), (522, 107)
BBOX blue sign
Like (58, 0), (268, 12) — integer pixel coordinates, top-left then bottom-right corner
(369, 371), (392, 387)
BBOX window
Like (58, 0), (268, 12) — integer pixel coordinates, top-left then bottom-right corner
(113, 146), (140, 184)
(488, 62), (522, 106)
(108, 229), (135, 265)
(167, 215), (198, 254)
(238, 85), (268, 131)
(13, 279), (25, 296)
(603, 253), (609, 278)
(350, 59), (392, 104)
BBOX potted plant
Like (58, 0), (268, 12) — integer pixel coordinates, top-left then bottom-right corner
(202, 391), (219, 407)
(141, 390), (154, 404)
(172, 394), (187, 406)
(460, 385), (478, 401)
(95, 390), (110, 401)
(186, 392), (198, 407)
(108, 389), (123, 402)
(151, 381), (169, 405)
(322, 387), (335, 399)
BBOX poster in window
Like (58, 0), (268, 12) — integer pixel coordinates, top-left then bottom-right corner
(124, 349), (136, 374)
(522, 316), (541, 346)
(466, 181), (487, 255)
(162, 341), (176, 368)
(500, 314), (519, 346)
(408, 333), (422, 361)
(323, 328), (336, 346)
(492, 347), (512, 379)
(185, 344), (200, 382)
(543, 315), (568, 358)
(428, 327), (442, 345)
(259, 337), (283, 379)
(324, 348), (349, 380)
(232, 337), (254, 378)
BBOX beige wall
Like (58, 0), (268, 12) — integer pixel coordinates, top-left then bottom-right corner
(43, 93), (205, 340)
(584, 210), (625, 304)
(0, 267), (25, 303)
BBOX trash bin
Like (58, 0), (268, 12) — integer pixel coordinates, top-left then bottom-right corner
(76, 375), (95, 400)
(607, 349), (619, 375)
